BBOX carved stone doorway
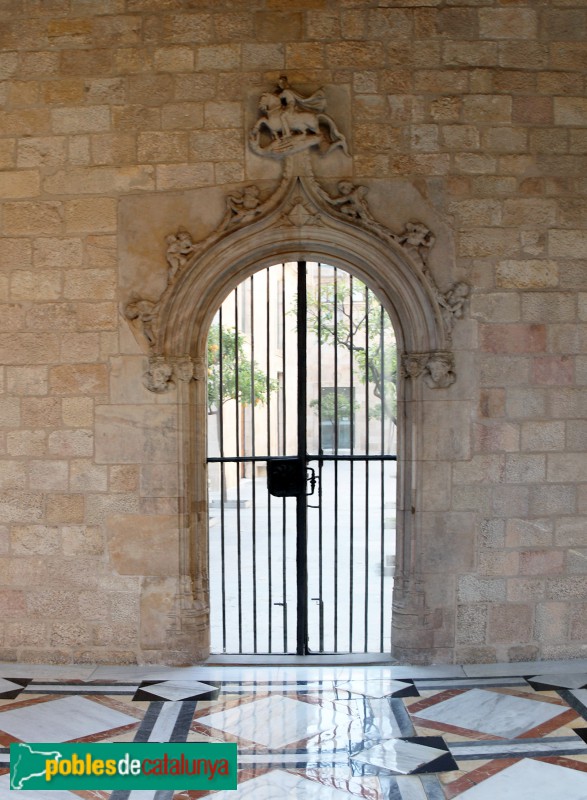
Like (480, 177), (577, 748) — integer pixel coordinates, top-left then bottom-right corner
(122, 165), (464, 663)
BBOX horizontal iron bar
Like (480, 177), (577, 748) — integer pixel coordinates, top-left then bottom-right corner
(207, 454), (397, 463)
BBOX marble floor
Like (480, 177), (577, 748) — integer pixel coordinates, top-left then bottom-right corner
(1, 659), (587, 798)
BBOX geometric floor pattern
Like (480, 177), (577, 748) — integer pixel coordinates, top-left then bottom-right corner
(0, 661), (587, 798)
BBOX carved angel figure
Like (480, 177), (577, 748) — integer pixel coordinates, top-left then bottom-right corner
(165, 228), (196, 283)
(224, 185), (262, 225)
(124, 298), (158, 348)
(322, 180), (371, 221)
(397, 222), (436, 270)
(439, 281), (469, 329)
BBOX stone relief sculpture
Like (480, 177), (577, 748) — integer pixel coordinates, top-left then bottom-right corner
(165, 227), (196, 284)
(438, 281), (469, 333)
(401, 351), (456, 389)
(249, 76), (349, 159)
(123, 81), (467, 390)
(423, 352), (456, 389)
(317, 180), (371, 222)
(221, 184), (263, 228)
(397, 222), (436, 271)
(143, 358), (174, 393)
(124, 296), (158, 349)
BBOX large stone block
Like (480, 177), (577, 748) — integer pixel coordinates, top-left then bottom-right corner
(457, 575), (506, 604)
(51, 106), (111, 134)
(140, 576), (178, 649)
(28, 460), (68, 491)
(554, 97), (587, 127)
(106, 514), (179, 577)
(479, 8), (537, 39)
(487, 603), (533, 644)
(50, 364), (108, 396)
(0, 170), (40, 199)
(12, 525), (61, 556)
(95, 405), (178, 464)
(65, 198), (117, 234)
(421, 401), (471, 460)
(46, 494), (85, 524)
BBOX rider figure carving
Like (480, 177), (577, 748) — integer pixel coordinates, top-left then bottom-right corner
(275, 75), (327, 139)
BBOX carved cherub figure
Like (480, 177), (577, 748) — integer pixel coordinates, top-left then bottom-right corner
(124, 298), (157, 348)
(166, 228), (196, 283)
(321, 180), (371, 222)
(445, 282), (469, 318)
(224, 185), (262, 225)
(398, 222), (436, 269)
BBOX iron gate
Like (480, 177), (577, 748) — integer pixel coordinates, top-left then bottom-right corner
(206, 261), (397, 655)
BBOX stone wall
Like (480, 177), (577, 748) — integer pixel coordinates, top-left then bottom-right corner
(0, 0), (586, 665)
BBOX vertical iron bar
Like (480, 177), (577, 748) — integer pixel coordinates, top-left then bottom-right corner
(333, 267), (339, 652)
(266, 267), (273, 652)
(297, 260), (308, 655)
(379, 303), (386, 653)
(317, 265), (324, 652)
(281, 263), (287, 651)
(250, 274), (258, 653)
(364, 286), (370, 653)
(234, 290), (243, 653)
(349, 273), (355, 652)
(218, 306), (227, 652)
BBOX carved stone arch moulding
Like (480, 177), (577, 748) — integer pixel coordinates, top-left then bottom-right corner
(125, 172), (468, 385)
(121, 165), (469, 662)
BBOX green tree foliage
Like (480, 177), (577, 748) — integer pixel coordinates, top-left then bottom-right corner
(306, 275), (397, 423)
(207, 323), (278, 413)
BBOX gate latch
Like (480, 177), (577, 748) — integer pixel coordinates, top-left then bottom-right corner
(267, 457), (307, 497)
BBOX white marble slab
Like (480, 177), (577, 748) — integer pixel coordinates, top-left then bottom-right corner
(0, 773), (79, 800)
(394, 776), (430, 800)
(450, 739), (587, 758)
(335, 678), (412, 698)
(201, 769), (354, 798)
(463, 659), (587, 678)
(0, 677), (23, 694)
(571, 688), (587, 707)
(352, 739), (448, 775)
(144, 679), (217, 700)
(367, 697), (406, 738)
(530, 673), (587, 689)
(148, 700), (183, 742)
(413, 688), (565, 738)
(0, 663), (95, 680)
(453, 757), (587, 799)
(197, 695), (349, 748)
(0, 695), (137, 742)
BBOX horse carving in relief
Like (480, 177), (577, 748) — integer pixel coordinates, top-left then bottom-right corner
(250, 77), (350, 159)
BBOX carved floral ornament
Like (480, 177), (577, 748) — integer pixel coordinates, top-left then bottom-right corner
(123, 78), (469, 392)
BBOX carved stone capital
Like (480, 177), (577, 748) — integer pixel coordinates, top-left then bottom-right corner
(401, 351), (456, 388)
(174, 356), (196, 383)
(400, 352), (430, 380)
(143, 357), (174, 393)
(423, 351), (456, 389)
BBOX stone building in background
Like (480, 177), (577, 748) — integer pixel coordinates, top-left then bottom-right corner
(1, 0), (586, 666)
